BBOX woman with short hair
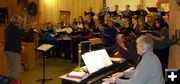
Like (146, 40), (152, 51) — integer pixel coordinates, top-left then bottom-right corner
(4, 15), (34, 79)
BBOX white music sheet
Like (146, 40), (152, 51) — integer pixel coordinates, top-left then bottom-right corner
(36, 44), (53, 52)
(82, 49), (113, 73)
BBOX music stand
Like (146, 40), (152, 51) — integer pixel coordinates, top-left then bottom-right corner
(36, 44), (53, 84)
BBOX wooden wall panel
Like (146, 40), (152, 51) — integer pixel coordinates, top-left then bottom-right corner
(0, 0), (39, 25)
(169, 0), (180, 37)
(39, 0), (103, 24)
(21, 42), (36, 70)
(0, 26), (7, 76)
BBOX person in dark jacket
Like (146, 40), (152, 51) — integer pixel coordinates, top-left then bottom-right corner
(4, 15), (34, 79)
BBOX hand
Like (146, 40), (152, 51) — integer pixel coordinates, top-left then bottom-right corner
(112, 72), (124, 79)
(102, 77), (116, 84)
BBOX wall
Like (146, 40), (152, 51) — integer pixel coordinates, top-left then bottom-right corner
(106, 0), (141, 11)
(39, 0), (60, 24)
(169, 0), (180, 36)
(39, 0), (103, 24)
(106, 0), (169, 12)
(0, 0), (39, 25)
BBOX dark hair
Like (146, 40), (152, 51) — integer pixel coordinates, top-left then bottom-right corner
(154, 17), (166, 29)
(115, 5), (119, 7)
(126, 4), (130, 7)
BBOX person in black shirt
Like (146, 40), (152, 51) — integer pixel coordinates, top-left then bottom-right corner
(84, 7), (95, 17)
(116, 34), (140, 66)
(134, 4), (148, 19)
(4, 15), (34, 79)
(103, 20), (118, 54)
(122, 4), (133, 24)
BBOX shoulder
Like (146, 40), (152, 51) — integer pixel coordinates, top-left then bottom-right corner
(142, 52), (160, 65)
(160, 26), (168, 33)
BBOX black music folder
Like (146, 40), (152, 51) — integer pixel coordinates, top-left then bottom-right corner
(161, 11), (169, 16)
(141, 30), (161, 37)
(108, 11), (117, 16)
(147, 7), (158, 13)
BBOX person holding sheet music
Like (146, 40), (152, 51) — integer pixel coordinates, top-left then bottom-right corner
(77, 16), (84, 30)
(132, 16), (138, 34)
(110, 5), (122, 17)
(40, 22), (56, 42)
(146, 13), (155, 28)
(134, 4), (148, 19)
(156, 2), (165, 12)
(116, 34), (140, 66)
(84, 7), (95, 17)
(39, 22), (57, 58)
(4, 15), (34, 79)
(155, 2), (165, 17)
(134, 17), (149, 36)
(122, 4), (133, 24)
(62, 23), (73, 60)
(103, 20), (118, 54)
(148, 17), (170, 78)
(97, 7), (105, 24)
(119, 18), (133, 36)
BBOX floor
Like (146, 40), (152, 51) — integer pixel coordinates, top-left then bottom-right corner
(20, 58), (77, 84)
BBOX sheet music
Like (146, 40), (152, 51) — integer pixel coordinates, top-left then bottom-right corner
(82, 49), (113, 73)
(36, 44), (53, 52)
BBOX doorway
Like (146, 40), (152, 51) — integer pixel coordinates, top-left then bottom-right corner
(60, 10), (71, 25)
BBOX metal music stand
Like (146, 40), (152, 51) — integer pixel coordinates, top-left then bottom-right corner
(36, 44), (53, 84)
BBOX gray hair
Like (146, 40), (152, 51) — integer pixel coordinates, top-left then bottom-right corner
(136, 35), (154, 51)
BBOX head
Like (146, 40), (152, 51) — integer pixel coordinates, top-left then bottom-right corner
(132, 16), (138, 25)
(136, 35), (154, 56)
(99, 6), (103, 12)
(137, 17), (145, 27)
(123, 18), (130, 27)
(154, 17), (165, 29)
(156, 2), (161, 8)
(10, 15), (23, 27)
(146, 13), (154, 22)
(126, 4), (130, 10)
(95, 22), (99, 27)
(107, 20), (114, 28)
(104, 14), (111, 23)
(57, 23), (61, 28)
(116, 34), (125, 44)
(93, 15), (99, 22)
(137, 4), (142, 10)
(65, 23), (70, 28)
(114, 5), (119, 11)
(60, 21), (66, 28)
(78, 16), (83, 22)
(85, 15), (91, 22)
(46, 22), (53, 28)
(89, 7), (93, 12)
(163, 15), (169, 24)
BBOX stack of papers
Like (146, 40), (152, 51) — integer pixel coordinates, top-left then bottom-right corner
(67, 71), (86, 79)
